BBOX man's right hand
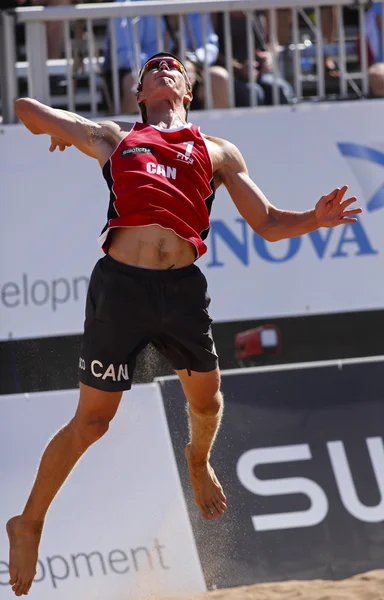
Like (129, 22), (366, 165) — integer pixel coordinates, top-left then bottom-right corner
(14, 98), (113, 165)
(49, 136), (72, 152)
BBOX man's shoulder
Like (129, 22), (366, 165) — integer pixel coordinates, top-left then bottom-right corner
(104, 120), (135, 133)
(96, 120), (136, 143)
(200, 133), (242, 174)
(202, 132), (239, 156)
(202, 132), (229, 147)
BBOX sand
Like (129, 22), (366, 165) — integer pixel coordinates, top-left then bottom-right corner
(161, 570), (384, 600)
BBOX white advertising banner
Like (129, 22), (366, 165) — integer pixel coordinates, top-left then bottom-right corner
(0, 385), (206, 599)
(1, 100), (384, 339)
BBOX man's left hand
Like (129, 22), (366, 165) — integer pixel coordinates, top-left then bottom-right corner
(315, 185), (362, 228)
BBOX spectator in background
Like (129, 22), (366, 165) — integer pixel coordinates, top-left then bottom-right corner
(103, 0), (228, 113)
(3, 0), (73, 96)
(162, 15), (228, 110)
(7, 0), (72, 60)
(213, 11), (295, 107)
(321, 7), (339, 77)
(365, 1), (384, 97)
(273, 7), (339, 78)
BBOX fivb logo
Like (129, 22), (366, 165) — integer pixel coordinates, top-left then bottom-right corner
(338, 143), (384, 213)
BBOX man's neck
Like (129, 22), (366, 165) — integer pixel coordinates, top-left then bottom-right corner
(145, 100), (186, 129)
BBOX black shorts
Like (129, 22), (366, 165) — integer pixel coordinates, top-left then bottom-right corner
(78, 255), (218, 392)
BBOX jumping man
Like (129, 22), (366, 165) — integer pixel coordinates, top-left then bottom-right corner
(7, 52), (361, 597)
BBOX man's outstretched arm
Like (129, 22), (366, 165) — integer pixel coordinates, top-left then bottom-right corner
(215, 140), (362, 242)
(14, 98), (126, 163)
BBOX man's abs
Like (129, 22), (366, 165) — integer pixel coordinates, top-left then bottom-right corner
(107, 225), (196, 269)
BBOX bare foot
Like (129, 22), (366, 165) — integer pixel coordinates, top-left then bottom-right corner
(6, 516), (43, 597)
(185, 445), (227, 520)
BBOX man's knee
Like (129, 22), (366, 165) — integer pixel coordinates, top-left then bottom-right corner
(259, 73), (294, 105)
(369, 63), (384, 97)
(73, 384), (122, 446)
(210, 66), (229, 109)
(121, 72), (138, 113)
(209, 65), (229, 85)
(190, 390), (224, 418)
(71, 415), (111, 447)
(122, 72), (135, 95)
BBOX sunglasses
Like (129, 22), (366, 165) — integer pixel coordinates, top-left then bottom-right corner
(139, 57), (185, 84)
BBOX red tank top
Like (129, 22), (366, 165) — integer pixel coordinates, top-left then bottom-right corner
(99, 122), (215, 258)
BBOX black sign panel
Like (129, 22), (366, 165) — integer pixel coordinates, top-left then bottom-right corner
(159, 359), (384, 589)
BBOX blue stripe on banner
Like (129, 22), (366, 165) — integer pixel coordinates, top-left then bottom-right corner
(337, 143), (384, 167)
(337, 143), (384, 212)
(366, 183), (384, 212)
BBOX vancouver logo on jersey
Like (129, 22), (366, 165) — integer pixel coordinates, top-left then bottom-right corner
(121, 145), (155, 157)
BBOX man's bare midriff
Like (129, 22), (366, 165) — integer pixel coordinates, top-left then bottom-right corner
(107, 225), (197, 269)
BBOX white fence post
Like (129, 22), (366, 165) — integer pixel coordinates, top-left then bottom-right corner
(25, 21), (50, 104)
(0, 11), (18, 123)
(4, 0), (372, 119)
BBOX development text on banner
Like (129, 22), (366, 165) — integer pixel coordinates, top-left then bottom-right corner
(0, 385), (206, 599)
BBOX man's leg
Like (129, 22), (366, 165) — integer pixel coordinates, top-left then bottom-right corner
(234, 79), (265, 107)
(369, 63), (384, 97)
(209, 66), (229, 109)
(176, 367), (227, 521)
(45, 0), (71, 59)
(7, 383), (122, 597)
(190, 63), (230, 109)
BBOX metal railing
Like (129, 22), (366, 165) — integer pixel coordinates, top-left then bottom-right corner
(0, 0), (380, 123)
